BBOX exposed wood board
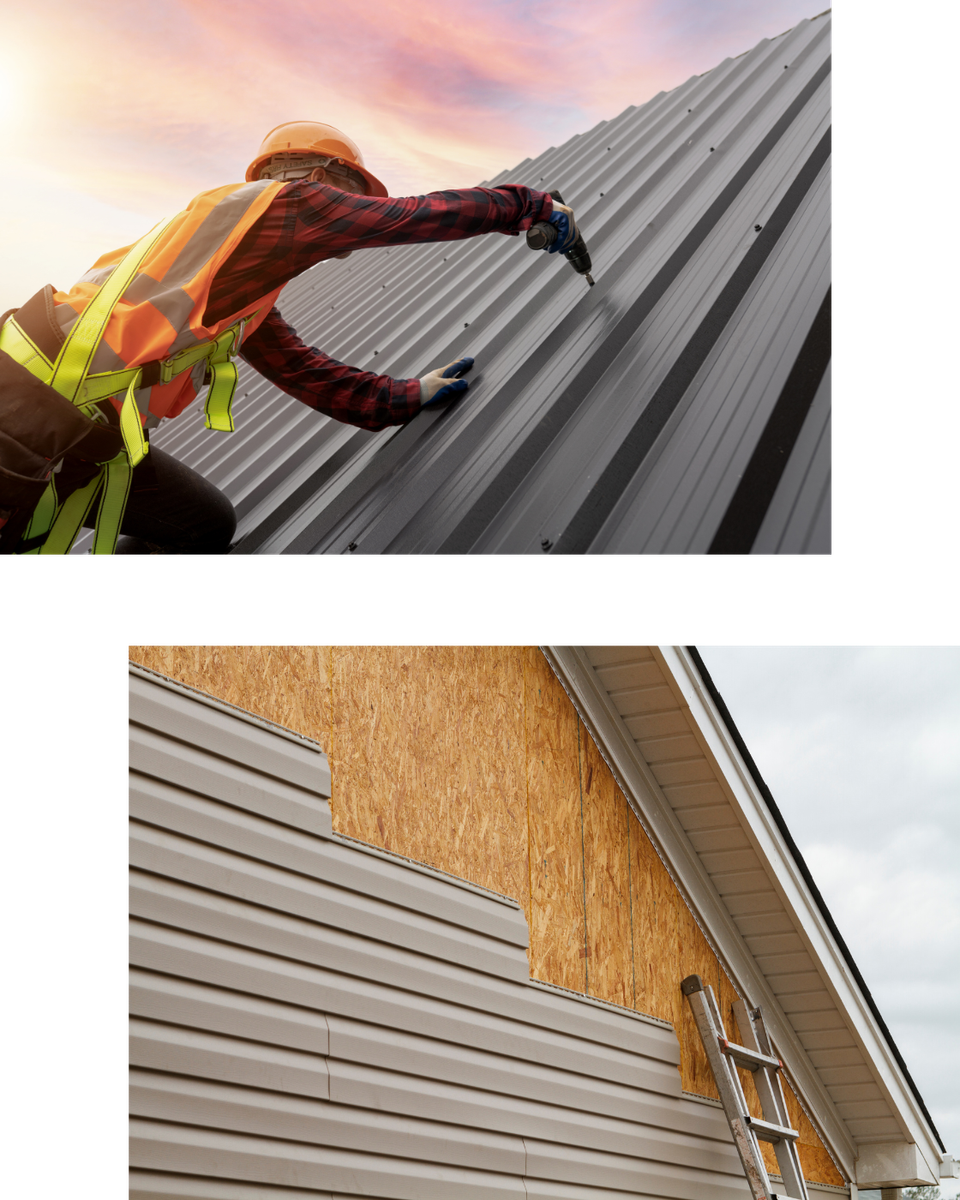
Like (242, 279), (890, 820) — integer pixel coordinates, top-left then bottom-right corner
(543, 647), (857, 1174)
(523, 647), (586, 993)
(660, 646), (936, 1157)
(129, 646), (334, 748)
(636, 732), (705, 762)
(629, 805), (683, 1032)
(686, 827), (754, 854)
(581, 733), (634, 1008)
(678, 903), (722, 1099)
(584, 647), (656, 668)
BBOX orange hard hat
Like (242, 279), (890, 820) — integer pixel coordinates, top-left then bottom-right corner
(245, 120), (388, 197)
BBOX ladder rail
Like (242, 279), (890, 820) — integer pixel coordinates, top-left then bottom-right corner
(682, 977), (776, 1200)
(682, 975), (811, 1200)
(733, 998), (809, 1200)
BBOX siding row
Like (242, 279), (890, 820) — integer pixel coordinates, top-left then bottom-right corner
(131, 667), (771, 1199)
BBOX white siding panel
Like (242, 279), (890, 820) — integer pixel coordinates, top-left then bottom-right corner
(130, 666), (763, 1200)
(131, 1173), (333, 1199)
(130, 1023), (330, 1099)
(130, 1121), (527, 1200)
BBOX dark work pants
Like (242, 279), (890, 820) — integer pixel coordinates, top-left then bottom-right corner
(83, 445), (237, 554)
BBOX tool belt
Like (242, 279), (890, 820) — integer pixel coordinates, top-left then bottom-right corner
(0, 217), (248, 554)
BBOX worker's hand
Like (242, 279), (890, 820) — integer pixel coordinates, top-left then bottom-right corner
(420, 354), (474, 407)
(546, 201), (579, 254)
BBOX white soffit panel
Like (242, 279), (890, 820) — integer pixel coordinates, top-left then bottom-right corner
(542, 645), (942, 1182)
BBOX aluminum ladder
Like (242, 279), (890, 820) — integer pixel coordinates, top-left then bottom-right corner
(681, 974), (809, 1200)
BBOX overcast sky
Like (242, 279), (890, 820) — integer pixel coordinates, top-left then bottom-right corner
(1, 0), (825, 309)
(699, 647), (960, 1179)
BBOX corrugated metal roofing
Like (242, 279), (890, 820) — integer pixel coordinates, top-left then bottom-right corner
(128, 11), (832, 555)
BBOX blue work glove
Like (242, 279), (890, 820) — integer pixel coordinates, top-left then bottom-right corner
(546, 206), (579, 254)
(420, 355), (474, 407)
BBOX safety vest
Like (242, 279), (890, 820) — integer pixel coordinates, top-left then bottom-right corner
(0, 178), (285, 553)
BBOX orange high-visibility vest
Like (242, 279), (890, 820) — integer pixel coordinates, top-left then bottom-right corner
(52, 178), (285, 428)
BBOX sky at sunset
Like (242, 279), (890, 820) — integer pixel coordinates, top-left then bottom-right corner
(1, 0), (828, 310)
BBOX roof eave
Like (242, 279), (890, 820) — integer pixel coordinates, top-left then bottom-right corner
(543, 645), (945, 1182)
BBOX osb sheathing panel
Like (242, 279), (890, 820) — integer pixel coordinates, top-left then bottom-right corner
(581, 734), (632, 1008)
(629, 813), (682, 1032)
(330, 646), (530, 915)
(127, 645), (842, 1187)
(523, 648), (585, 993)
(128, 646), (332, 744)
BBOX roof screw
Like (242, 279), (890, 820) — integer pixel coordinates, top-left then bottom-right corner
(541, 538), (553, 552)
(373, 350), (378, 355)
(688, 109), (692, 112)
(710, 147), (715, 152)
(599, 192), (604, 197)
(347, 542), (357, 552)
(607, 146), (611, 150)
(754, 224), (762, 232)
(464, 322), (469, 327)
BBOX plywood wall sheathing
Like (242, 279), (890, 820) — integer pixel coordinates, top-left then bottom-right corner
(127, 645), (843, 1187)
(523, 648), (586, 993)
(581, 734), (633, 1008)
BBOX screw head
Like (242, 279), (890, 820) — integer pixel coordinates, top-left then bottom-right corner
(754, 224), (762, 232)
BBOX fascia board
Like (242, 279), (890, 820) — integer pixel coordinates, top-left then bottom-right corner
(544, 645), (857, 1176)
(658, 646), (943, 1175)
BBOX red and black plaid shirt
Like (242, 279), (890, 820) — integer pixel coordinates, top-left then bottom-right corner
(205, 182), (553, 431)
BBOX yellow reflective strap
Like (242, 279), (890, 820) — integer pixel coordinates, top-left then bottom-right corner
(38, 469), (104, 555)
(90, 453), (133, 554)
(20, 478), (60, 552)
(203, 359), (238, 432)
(48, 215), (176, 403)
(119, 374), (148, 466)
(0, 317), (54, 380)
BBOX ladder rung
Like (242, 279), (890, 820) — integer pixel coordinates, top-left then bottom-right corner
(746, 1116), (800, 1144)
(718, 1037), (781, 1073)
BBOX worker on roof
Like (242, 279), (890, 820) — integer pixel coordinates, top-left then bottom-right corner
(0, 120), (579, 554)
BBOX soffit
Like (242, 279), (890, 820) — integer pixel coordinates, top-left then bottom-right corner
(544, 646), (943, 1181)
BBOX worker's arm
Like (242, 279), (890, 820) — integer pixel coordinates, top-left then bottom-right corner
(241, 307), (422, 432)
(206, 184), (554, 325)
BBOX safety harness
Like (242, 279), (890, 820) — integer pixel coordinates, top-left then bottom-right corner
(0, 216), (249, 554)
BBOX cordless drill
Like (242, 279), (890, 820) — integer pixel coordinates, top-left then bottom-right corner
(526, 189), (595, 286)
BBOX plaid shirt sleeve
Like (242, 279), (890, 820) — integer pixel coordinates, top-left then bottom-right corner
(240, 306), (422, 432)
(210, 182), (553, 430)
